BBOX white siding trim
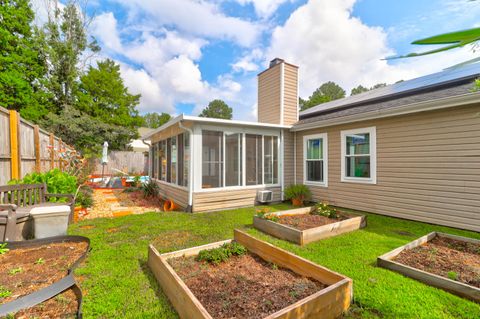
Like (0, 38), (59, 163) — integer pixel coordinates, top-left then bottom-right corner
(340, 126), (377, 184)
(303, 133), (328, 187)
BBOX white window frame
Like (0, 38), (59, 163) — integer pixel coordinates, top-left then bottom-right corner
(341, 126), (377, 184)
(303, 133), (328, 187)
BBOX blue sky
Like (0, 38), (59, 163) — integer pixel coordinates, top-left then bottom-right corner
(35, 0), (480, 120)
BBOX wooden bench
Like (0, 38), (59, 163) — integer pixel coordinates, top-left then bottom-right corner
(0, 184), (74, 241)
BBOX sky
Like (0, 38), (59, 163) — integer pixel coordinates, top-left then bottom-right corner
(32, 0), (480, 121)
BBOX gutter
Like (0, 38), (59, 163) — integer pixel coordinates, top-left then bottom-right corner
(178, 120), (194, 213)
(291, 92), (480, 132)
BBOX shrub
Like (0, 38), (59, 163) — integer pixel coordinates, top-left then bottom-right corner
(255, 208), (279, 222)
(196, 242), (247, 265)
(284, 184), (311, 202)
(141, 179), (159, 198)
(9, 169), (77, 202)
(0, 243), (9, 255)
(447, 271), (458, 281)
(75, 186), (94, 208)
(312, 201), (338, 219)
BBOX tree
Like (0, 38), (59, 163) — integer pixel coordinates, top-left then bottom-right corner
(300, 81), (346, 110)
(142, 112), (172, 128)
(350, 85), (369, 96)
(40, 1), (100, 111)
(0, 0), (49, 121)
(76, 59), (142, 129)
(43, 105), (136, 156)
(199, 99), (233, 119)
(371, 83), (387, 90)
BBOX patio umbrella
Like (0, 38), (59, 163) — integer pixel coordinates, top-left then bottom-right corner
(101, 141), (109, 183)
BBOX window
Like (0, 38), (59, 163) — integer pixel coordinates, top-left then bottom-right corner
(152, 143), (158, 179)
(202, 131), (223, 188)
(171, 136), (177, 184)
(303, 133), (327, 186)
(264, 136), (278, 184)
(341, 127), (376, 184)
(225, 133), (242, 186)
(159, 140), (167, 181)
(245, 134), (263, 185)
(183, 133), (190, 187)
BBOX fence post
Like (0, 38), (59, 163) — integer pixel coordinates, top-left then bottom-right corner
(49, 133), (55, 170)
(34, 125), (41, 172)
(9, 110), (20, 180)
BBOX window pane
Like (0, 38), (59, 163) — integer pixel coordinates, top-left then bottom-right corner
(183, 133), (189, 187)
(160, 141), (167, 181)
(246, 134), (262, 185)
(307, 139), (322, 159)
(346, 156), (371, 178)
(225, 133), (242, 187)
(202, 131), (223, 188)
(178, 134), (184, 186)
(272, 136), (278, 184)
(264, 136), (273, 184)
(307, 161), (323, 182)
(167, 138), (172, 183)
(346, 133), (370, 155)
(171, 136), (177, 184)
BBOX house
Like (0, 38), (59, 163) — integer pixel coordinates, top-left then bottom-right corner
(142, 58), (480, 232)
(129, 127), (155, 152)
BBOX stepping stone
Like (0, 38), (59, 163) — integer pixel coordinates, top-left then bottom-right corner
(112, 210), (133, 217)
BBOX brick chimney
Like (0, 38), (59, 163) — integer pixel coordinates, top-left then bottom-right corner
(257, 58), (299, 125)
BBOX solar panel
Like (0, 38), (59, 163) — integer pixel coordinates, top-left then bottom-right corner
(301, 61), (480, 117)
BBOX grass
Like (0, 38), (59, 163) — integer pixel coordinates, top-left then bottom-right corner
(69, 204), (480, 319)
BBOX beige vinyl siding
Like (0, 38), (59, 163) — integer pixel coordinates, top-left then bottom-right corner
(192, 187), (282, 212)
(295, 104), (480, 232)
(155, 180), (189, 209)
(283, 63), (299, 125)
(283, 130), (295, 186)
(258, 64), (281, 124)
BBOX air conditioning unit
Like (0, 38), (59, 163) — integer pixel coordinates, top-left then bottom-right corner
(257, 190), (273, 203)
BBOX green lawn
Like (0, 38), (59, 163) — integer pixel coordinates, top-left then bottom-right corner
(69, 204), (480, 319)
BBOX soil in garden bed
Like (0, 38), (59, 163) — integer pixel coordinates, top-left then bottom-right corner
(394, 236), (480, 288)
(12, 288), (78, 319)
(0, 241), (88, 307)
(169, 253), (327, 319)
(278, 212), (349, 231)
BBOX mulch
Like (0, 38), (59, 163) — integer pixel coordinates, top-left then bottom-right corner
(394, 236), (480, 288)
(169, 253), (327, 319)
(278, 213), (348, 230)
(0, 242), (88, 317)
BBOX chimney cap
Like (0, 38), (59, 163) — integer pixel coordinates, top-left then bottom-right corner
(269, 58), (284, 68)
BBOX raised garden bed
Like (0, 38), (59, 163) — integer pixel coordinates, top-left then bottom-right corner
(0, 235), (90, 318)
(253, 207), (366, 245)
(377, 232), (480, 302)
(148, 229), (352, 319)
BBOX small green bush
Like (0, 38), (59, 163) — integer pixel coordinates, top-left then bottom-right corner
(313, 201), (338, 219)
(447, 271), (458, 281)
(9, 169), (77, 202)
(284, 184), (311, 201)
(0, 243), (9, 255)
(75, 186), (94, 208)
(196, 242), (247, 265)
(141, 179), (159, 198)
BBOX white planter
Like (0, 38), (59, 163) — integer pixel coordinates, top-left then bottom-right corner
(30, 205), (71, 239)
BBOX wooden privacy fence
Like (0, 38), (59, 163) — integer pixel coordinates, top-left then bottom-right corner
(0, 107), (75, 185)
(93, 151), (148, 175)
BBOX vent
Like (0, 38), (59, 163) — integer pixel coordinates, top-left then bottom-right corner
(257, 190), (273, 203)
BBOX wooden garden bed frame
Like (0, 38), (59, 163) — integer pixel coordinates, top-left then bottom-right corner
(148, 229), (352, 319)
(377, 232), (480, 302)
(253, 207), (366, 245)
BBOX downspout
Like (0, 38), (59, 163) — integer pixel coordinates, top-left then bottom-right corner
(178, 121), (194, 212)
(293, 131), (297, 184)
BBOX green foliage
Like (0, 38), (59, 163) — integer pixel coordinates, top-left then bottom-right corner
(196, 242), (247, 265)
(132, 175), (141, 188)
(34, 257), (45, 265)
(142, 112), (172, 128)
(141, 179), (159, 198)
(313, 201), (338, 219)
(0, 286), (12, 298)
(284, 184), (312, 201)
(447, 271), (459, 281)
(9, 267), (22, 275)
(75, 185), (93, 208)
(199, 99), (233, 119)
(76, 59), (142, 129)
(300, 81), (345, 110)
(0, 243), (9, 255)
(9, 169), (77, 199)
(255, 207), (279, 222)
(350, 85), (369, 96)
(42, 105), (136, 156)
(0, 0), (49, 121)
(474, 79), (480, 91)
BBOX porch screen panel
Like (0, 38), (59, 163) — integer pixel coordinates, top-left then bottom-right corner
(177, 134), (184, 186)
(202, 131), (223, 188)
(167, 138), (171, 183)
(264, 136), (278, 184)
(225, 133), (242, 187)
(171, 136), (177, 184)
(183, 132), (190, 187)
(246, 134), (262, 185)
(160, 140), (167, 181)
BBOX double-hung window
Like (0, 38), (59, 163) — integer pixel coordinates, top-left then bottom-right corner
(341, 127), (376, 184)
(303, 133), (327, 186)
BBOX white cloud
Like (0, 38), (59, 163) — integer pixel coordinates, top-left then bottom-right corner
(235, 0), (293, 18)
(111, 0), (262, 47)
(231, 48), (264, 73)
(91, 12), (122, 51)
(266, 0), (478, 98)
